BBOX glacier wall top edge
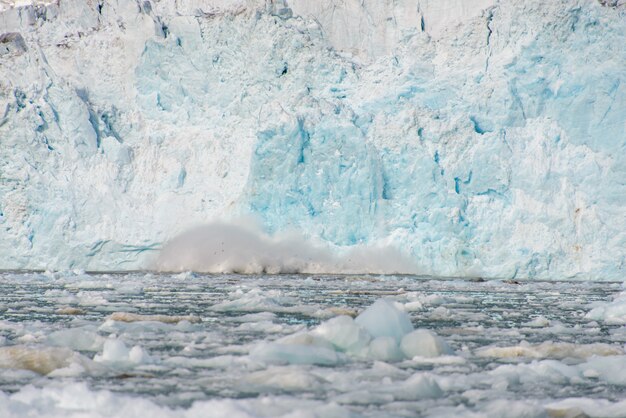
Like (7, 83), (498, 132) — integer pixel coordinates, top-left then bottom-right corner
(0, 0), (625, 279)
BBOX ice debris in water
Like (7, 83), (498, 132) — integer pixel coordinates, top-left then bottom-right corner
(546, 398), (626, 418)
(476, 341), (624, 359)
(47, 327), (105, 352)
(242, 366), (328, 393)
(251, 298), (452, 364)
(585, 291), (626, 324)
(107, 312), (201, 324)
(354, 299), (414, 343)
(0, 381), (355, 418)
(0, 273), (625, 416)
(0, 345), (97, 375)
(250, 333), (346, 366)
(400, 329), (454, 358)
(311, 315), (371, 353)
(94, 339), (153, 365)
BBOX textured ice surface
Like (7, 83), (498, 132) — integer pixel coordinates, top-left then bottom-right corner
(1, 0), (626, 279)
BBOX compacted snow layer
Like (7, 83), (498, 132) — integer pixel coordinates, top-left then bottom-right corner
(0, 0), (625, 279)
(0, 272), (625, 417)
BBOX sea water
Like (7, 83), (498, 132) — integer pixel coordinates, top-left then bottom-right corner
(0, 271), (624, 417)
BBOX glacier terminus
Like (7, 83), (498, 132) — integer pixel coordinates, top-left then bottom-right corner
(0, 0), (625, 280)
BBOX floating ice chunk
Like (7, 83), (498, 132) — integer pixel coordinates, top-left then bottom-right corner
(236, 320), (291, 334)
(400, 329), (454, 358)
(16, 333), (41, 344)
(406, 355), (466, 366)
(2, 382), (206, 418)
(43, 289), (78, 304)
(579, 355), (626, 385)
(243, 366), (327, 393)
(476, 342), (623, 359)
(71, 279), (111, 289)
(609, 326), (626, 342)
(401, 373), (444, 399)
(115, 284), (144, 295)
(129, 345), (152, 364)
(403, 301), (424, 312)
(94, 339), (152, 365)
(524, 316), (550, 327)
(368, 336), (403, 362)
(489, 359), (582, 387)
(0, 345), (96, 375)
(108, 312), (201, 324)
(211, 288), (301, 313)
(47, 327), (105, 352)
(310, 315), (371, 353)
(250, 341), (345, 366)
(277, 332), (337, 349)
(76, 291), (108, 306)
(230, 312), (278, 323)
(250, 299), (453, 364)
(249, 331), (347, 365)
(354, 299), (413, 343)
(94, 339), (129, 362)
(427, 306), (453, 320)
(165, 355), (252, 370)
(586, 292), (626, 324)
(475, 400), (546, 418)
(546, 398), (626, 418)
(419, 295), (449, 306)
(99, 317), (188, 334)
(311, 306), (359, 319)
(175, 320), (197, 332)
(363, 373), (444, 402)
(55, 307), (86, 315)
(332, 389), (395, 405)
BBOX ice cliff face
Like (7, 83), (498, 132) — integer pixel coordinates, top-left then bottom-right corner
(0, 0), (625, 279)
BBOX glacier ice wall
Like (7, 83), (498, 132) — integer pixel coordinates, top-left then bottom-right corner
(0, 0), (625, 279)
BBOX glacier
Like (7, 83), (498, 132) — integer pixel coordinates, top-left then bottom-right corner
(0, 0), (625, 279)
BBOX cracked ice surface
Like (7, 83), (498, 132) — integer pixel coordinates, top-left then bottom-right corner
(0, 0), (625, 279)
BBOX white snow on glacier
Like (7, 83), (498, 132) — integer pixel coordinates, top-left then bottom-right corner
(0, 0), (625, 279)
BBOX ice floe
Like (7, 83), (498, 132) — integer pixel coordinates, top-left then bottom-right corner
(94, 339), (153, 366)
(0, 345), (98, 375)
(107, 312), (201, 324)
(586, 291), (626, 325)
(251, 298), (453, 365)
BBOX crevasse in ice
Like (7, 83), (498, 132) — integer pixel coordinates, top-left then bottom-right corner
(0, 0), (624, 279)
